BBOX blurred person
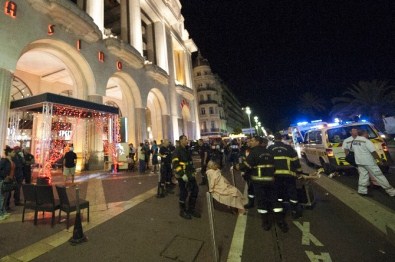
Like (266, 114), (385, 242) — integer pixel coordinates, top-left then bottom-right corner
(158, 139), (174, 197)
(138, 143), (146, 174)
(63, 146), (77, 184)
(151, 140), (159, 173)
(22, 148), (35, 184)
(143, 140), (151, 171)
(239, 137), (255, 209)
(197, 139), (210, 185)
(172, 135), (200, 219)
(353, 130), (395, 197)
(0, 146), (15, 220)
(229, 139), (241, 166)
(207, 160), (245, 215)
(6, 146), (24, 208)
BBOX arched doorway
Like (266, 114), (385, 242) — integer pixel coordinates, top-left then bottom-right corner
(146, 89), (168, 141)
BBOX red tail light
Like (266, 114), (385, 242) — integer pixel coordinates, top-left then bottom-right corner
(326, 149), (334, 157)
(382, 143), (388, 152)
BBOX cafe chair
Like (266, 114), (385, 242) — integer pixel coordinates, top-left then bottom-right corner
(21, 184), (38, 224)
(35, 185), (60, 227)
(55, 185), (90, 229)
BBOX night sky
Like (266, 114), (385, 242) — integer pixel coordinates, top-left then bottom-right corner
(180, 0), (395, 130)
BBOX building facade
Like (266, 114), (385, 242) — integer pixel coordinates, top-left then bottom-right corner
(0, 0), (199, 170)
(193, 53), (244, 139)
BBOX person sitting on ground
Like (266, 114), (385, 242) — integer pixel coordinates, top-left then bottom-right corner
(206, 160), (245, 215)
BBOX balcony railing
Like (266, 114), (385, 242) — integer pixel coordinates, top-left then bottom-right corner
(199, 99), (218, 105)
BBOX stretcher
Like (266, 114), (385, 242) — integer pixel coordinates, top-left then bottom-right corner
(296, 168), (324, 208)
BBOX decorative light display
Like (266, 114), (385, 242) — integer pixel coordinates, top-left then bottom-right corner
(36, 104), (119, 180)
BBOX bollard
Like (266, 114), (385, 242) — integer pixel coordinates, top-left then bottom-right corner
(69, 185), (88, 245)
(206, 192), (219, 262)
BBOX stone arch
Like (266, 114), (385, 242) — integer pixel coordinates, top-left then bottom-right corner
(147, 88), (169, 141)
(105, 71), (143, 145)
(18, 39), (96, 99)
(181, 102), (192, 138)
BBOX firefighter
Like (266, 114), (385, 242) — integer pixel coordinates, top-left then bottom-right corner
(157, 139), (173, 198)
(268, 132), (304, 220)
(239, 136), (288, 232)
(172, 135), (200, 219)
(197, 139), (210, 185)
(239, 137), (255, 209)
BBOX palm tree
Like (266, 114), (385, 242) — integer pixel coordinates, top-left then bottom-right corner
(331, 80), (395, 130)
(297, 92), (327, 119)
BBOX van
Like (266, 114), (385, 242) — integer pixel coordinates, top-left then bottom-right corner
(300, 122), (391, 174)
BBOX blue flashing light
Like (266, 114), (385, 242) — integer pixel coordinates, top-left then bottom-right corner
(360, 119), (367, 123)
(311, 119), (323, 123)
(334, 118), (340, 123)
(297, 121), (309, 126)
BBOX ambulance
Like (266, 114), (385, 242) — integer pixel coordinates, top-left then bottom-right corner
(300, 121), (391, 174)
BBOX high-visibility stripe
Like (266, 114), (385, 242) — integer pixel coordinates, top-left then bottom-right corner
(172, 158), (179, 162)
(257, 209), (268, 214)
(290, 199), (298, 204)
(255, 165), (274, 168)
(275, 170), (296, 176)
(273, 208), (283, 213)
(278, 198), (283, 202)
(251, 176), (274, 182)
(248, 195), (255, 198)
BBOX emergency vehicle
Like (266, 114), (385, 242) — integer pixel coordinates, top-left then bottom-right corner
(300, 121), (391, 174)
(288, 120), (329, 145)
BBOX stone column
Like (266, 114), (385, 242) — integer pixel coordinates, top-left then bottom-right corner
(165, 28), (178, 143)
(161, 115), (170, 139)
(129, 0), (143, 55)
(87, 95), (104, 170)
(154, 21), (169, 73)
(86, 0), (104, 33)
(120, 0), (129, 43)
(135, 107), (147, 143)
(0, 68), (12, 152)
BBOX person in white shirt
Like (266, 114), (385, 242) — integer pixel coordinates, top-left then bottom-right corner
(352, 130), (395, 197)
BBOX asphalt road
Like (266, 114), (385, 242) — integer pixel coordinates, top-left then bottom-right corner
(1, 157), (395, 261)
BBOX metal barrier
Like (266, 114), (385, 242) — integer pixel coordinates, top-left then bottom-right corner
(206, 192), (219, 262)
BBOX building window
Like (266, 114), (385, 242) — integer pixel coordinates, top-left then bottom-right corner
(201, 107), (206, 115)
(197, 72), (201, 76)
(211, 121), (215, 129)
(198, 83), (203, 88)
(207, 94), (211, 100)
(199, 94), (204, 101)
(209, 107), (214, 114)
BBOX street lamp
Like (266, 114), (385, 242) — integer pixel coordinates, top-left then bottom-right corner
(257, 122), (262, 136)
(245, 107), (252, 136)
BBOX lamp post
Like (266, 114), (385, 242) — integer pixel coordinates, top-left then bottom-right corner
(257, 122), (262, 136)
(245, 107), (252, 137)
(254, 116), (259, 135)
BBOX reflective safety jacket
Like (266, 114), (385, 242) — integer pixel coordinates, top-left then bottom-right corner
(243, 146), (275, 183)
(172, 146), (195, 178)
(267, 141), (302, 177)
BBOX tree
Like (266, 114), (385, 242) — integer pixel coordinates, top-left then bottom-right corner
(330, 80), (395, 130)
(297, 92), (327, 119)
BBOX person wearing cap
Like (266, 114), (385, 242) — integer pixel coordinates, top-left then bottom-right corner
(63, 146), (77, 184)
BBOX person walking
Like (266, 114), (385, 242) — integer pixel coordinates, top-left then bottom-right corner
(239, 136), (288, 231)
(352, 130), (395, 196)
(172, 135), (200, 219)
(63, 146), (77, 184)
(0, 146), (15, 220)
(268, 132), (304, 220)
(138, 143), (146, 174)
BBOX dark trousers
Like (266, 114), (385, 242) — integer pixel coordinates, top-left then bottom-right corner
(253, 182), (281, 212)
(6, 178), (22, 207)
(160, 163), (172, 184)
(178, 178), (199, 210)
(274, 175), (298, 203)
